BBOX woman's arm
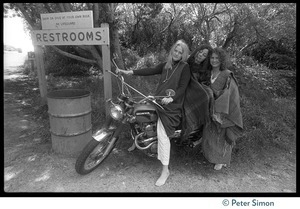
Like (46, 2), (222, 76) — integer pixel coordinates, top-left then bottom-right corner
(133, 62), (165, 76)
(115, 62), (165, 76)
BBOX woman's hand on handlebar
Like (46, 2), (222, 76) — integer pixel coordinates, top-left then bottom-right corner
(115, 68), (133, 75)
(161, 97), (173, 105)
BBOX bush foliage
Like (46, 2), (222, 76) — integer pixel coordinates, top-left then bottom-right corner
(44, 46), (92, 77)
(251, 39), (296, 71)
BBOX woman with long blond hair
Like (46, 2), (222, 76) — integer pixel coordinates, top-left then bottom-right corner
(116, 39), (191, 186)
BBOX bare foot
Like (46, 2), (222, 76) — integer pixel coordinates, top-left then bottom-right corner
(155, 169), (170, 187)
(128, 143), (136, 152)
(214, 164), (227, 170)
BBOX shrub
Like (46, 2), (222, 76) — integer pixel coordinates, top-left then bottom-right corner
(120, 49), (164, 96)
(239, 56), (256, 67)
(44, 46), (91, 77)
(263, 53), (296, 71)
(251, 39), (296, 71)
(121, 48), (140, 70)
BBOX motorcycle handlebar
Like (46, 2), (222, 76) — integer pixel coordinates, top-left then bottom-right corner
(139, 95), (165, 103)
(141, 96), (165, 110)
(109, 58), (167, 110)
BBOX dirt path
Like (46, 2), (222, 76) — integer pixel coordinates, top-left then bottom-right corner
(3, 56), (296, 193)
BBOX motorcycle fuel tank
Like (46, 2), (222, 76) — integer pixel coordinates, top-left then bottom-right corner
(133, 103), (158, 123)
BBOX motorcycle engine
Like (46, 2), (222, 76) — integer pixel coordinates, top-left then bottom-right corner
(131, 103), (159, 157)
(132, 122), (158, 157)
(144, 123), (156, 138)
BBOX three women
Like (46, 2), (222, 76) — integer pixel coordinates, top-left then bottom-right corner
(116, 41), (243, 186)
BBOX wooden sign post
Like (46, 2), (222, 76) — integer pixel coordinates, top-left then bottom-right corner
(31, 11), (112, 116)
(101, 23), (112, 116)
(34, 45), (47, 104)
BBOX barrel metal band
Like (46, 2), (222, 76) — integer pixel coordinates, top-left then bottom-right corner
(48, 109), (92, 118)
(50, 126), (92, 137)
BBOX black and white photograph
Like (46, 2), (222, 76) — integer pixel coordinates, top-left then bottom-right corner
(3, 3), (296, 196)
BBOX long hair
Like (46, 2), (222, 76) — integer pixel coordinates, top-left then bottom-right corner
(187, 44), (213, 73)
(165, 39), (190, 70)
(211, 47), (231, 71)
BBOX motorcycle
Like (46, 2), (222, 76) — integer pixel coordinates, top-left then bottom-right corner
(75, 60), (203, 175)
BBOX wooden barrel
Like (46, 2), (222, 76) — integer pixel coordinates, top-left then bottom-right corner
(47, 89), (92, 157)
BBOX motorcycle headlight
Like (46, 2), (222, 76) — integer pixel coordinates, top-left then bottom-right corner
(109, 104), (124, 120)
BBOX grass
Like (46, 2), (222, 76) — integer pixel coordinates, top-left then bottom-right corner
(227, 63), (296, 169)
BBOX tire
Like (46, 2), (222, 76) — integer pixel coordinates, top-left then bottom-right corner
(75, 134), (115, 175)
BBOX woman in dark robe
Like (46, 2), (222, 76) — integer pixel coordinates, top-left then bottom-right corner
(187, 44), (213, 86)
(202, 47), (243, 170)
(116, 40), (191, 186)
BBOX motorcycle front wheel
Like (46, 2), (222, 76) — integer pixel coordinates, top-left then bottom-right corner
(75, 134), (116, 175)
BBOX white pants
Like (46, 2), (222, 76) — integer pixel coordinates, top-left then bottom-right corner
(157, 118), (170, 166)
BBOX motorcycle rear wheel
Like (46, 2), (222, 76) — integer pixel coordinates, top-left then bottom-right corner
(75, 135), (115, 175)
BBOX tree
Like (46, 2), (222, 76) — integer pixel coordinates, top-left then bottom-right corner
(118, 3), (164, 55)
(221, 3), (296, 54)
(5, 3), (296, 70)
(5, 3), (125, 72)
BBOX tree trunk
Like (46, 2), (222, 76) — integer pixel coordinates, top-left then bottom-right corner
(106, 3), (125, 70)
(57, 3), (65, 12)
(15, 3), (121, 73)
(50, 46), (97, 65)
(88, 46), (104, 71)
(93, 3), (100, 27)
(111, 27), (125, 69)
(222, 18), (239, 49)
(16, 3), (39, 30)
(63, 3), (72, 12)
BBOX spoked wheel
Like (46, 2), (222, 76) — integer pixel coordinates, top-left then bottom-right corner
(75, 134), (115, 175)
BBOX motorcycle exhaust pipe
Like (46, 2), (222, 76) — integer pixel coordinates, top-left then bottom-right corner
(134, 132), (157, 150)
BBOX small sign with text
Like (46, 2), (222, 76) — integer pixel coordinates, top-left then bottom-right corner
(41, 11), (93, 30)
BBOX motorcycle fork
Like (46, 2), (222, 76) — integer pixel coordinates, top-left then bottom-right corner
(102, 121), (125, 157)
